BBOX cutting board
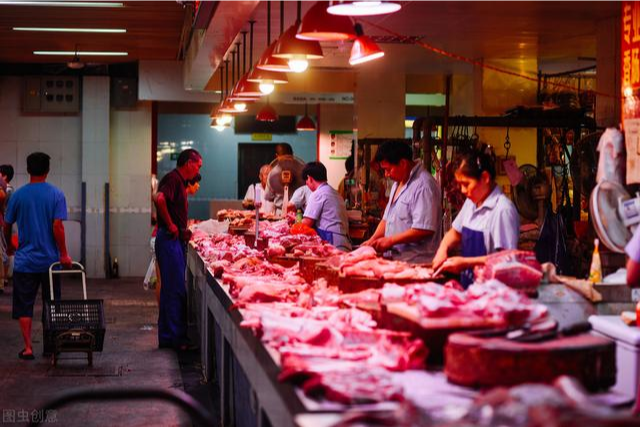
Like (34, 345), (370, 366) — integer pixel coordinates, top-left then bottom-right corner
(444, 332), (616, 391)
(379, 302), (502, 366)
(299, 256), (326, 284)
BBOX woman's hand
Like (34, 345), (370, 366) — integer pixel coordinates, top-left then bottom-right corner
(438, 256), (469, 274)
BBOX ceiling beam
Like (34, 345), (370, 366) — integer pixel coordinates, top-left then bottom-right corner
(183, 0), (259, 91)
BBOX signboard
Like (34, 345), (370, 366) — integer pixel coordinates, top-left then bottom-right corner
(329, 130), (354, 160)
(623, 2), (640, 183)
(622, 1), (640, 96)
(251, 133), (272, 141)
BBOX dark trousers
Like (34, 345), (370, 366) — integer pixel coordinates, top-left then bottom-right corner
(155, 228), (187, 347)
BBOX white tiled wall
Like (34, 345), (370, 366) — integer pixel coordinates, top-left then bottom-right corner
(0, 76), (153, 278)
(0, 76), (82, 212)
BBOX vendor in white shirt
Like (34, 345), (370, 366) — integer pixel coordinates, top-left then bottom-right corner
(243, 164), (274, 214)
(301, 161), (351, 252)
(432, 148), (519, 288)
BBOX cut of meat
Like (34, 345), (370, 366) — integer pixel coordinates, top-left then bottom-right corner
(474, 250), (543, 291)
(302, 368), (404, 404)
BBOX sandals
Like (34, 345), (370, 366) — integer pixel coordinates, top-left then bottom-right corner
(18, 349), (35, 360)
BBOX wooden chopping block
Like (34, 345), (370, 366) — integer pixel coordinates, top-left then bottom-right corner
(444, 332), (616, 391)
(267, 255), (299, 268)
(381, 302), (503, 366)
(299, 256), (325, 284)
(228, 226), (249, 236)
(243, 232), (268, 251)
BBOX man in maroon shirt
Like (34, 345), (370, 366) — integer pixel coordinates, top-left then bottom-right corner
(154, 149), (202, 350)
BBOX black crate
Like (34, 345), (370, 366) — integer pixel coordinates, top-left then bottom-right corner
(43, 299), (106, 353)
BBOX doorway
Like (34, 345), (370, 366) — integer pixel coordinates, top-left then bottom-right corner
(237, 143), (278, 198)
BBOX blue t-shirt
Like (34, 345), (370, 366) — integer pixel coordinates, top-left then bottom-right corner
(5, 182), (67, 273)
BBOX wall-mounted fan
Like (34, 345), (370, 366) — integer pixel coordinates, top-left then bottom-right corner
(512, 164), (550, 225)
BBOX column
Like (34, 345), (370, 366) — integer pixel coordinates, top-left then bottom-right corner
(82, 77), (110, 278)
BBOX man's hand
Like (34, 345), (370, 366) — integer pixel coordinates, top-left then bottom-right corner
(60, 253), (72, 269)
(361, 237), (376, 247)
(168, 223), (179, 239)
(371, 236), (395, 253)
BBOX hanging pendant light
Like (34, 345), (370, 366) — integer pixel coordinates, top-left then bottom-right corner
(247, 16), (288, 94)
(256, 2), (291, 73)
(272, 1), (323, 73)
(297, 1), (355, 41)
(257, 97), (278, 122)
(296, 104), (316, 131)
(327, 1), (401, 16)
(349, 23), (384, 65)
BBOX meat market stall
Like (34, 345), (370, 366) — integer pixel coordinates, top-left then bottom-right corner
(185, 215), (635, 427)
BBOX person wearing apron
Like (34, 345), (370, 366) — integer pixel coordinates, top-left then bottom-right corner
(432, 148), (519, 288)
(362, 140), (441, 264)
(301, 162), (352, 252)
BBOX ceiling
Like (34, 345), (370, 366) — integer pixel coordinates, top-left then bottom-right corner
(0, 1), (620, 83)
(0, 1), (186, 64)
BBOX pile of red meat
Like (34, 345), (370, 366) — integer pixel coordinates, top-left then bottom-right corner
(342, 279), (548, 327)
(474, 250), (543, 292)
(325, 246), (434, 281)
(267, 233), (341, 258)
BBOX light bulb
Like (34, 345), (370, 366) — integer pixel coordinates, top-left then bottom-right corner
(234, 102), (247, 112)
(259, 81), (275, 95)
(624, 86), (634, 98)
(288, 57), (309, 73)
(214, 125), (227, 132)
(217, 114), (232, 126)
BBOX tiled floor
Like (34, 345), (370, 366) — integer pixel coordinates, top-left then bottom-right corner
(0, 277), (218, 427)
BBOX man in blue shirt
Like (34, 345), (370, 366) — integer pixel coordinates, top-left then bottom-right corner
(301, 162), (351, 251)
(363, 141), (442, 263)
(4, 152), (72, 360)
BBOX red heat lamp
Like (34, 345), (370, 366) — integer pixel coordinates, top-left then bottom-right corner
(272, 23), (323, 73)
(256, 101), (278, 122)
(256, 41), (292, 73)
(296, 116), (316, 131)
(327, 1), (401, 16)
(349, 23), (384, 65)
(296, 1), (355, 41)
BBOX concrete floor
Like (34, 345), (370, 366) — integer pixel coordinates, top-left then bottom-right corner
(0, 277), (219, 427)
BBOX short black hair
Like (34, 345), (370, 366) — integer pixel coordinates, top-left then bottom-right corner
(374, 141), (412, 164)
(455, 145), (497, 180)
(27, 152), (50, 176)
(0, 164), (14, 182)
(345, 155), (354, 173)
(177, 149), (201, 167)
(302, 161), (327, 182)
(188, 173), (202, 185)
(275, 143), (293, 156)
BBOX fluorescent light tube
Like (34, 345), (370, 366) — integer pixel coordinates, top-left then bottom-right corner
(34, 51), (128, 56)
(0, 1), (123, 7)
(14, 27), (126, 33)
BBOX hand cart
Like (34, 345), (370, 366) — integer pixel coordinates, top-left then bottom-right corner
(43, 261), (106, 367)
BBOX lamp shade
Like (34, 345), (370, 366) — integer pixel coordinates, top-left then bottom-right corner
(256, 41), (292, 72)
(272, 23), (323, 60)
(296, 114), (316, 131)
(219, 99), (240, 113)
(233, 73), (265, 98)
(256, 103), (278, 122)
(327, 1), (401, 16)
(247, 67), (288, 84)
(297, 1), (355, 41)
(349, 33), (384, 65)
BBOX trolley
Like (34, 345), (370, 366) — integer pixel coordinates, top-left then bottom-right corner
(43, 262), (106, 366)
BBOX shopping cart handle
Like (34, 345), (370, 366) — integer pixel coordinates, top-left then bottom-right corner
(49, 261), (84, 272)
(27, 387), (216, 427)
